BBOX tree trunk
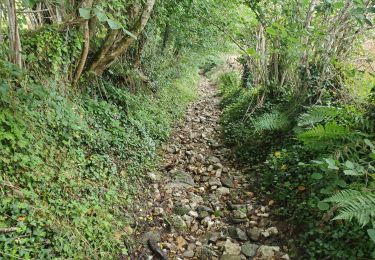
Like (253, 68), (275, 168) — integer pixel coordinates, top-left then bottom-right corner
(6, 0), (22, 68)
(0, 4), (3, 43)
(88, 0), (156, 75)
(73, 0), (94, 85)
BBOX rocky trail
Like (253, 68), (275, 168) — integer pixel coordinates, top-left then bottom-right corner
(130, 73), (289, 259)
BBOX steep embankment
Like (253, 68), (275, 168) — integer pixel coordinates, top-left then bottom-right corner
(130, 72), (289, 259)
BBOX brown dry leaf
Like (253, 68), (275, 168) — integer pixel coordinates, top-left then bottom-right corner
(298, 185), (306, 191)
(17, 216), (26, 222)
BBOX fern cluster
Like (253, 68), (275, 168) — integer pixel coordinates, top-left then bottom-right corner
(252, 111), (289, 132)
(298, 106), (339, 127)
(297, 122), (356, 150)
(325, 190), (375, 227)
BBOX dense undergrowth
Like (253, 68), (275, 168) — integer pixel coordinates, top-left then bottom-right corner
(0, 57), (200, 258)
(216, 66), (375, 259)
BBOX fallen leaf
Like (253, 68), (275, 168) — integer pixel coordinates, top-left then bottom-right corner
(17, 216), (26, 222)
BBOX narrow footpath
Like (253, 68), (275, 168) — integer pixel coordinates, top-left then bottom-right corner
(131, 72), (289, 259)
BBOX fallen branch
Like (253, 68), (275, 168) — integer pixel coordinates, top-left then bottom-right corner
(0, 227), (17, 233)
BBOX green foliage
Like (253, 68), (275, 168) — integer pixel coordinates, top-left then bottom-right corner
(297, 106), (339, 127)
(0, 58), (198, 258)
(217, 62), (375, 259)
(22, 26), (82, 79)
(297, 122), (356, 150)
(325, 190), (375, 227)
(252, 111), (289, 132)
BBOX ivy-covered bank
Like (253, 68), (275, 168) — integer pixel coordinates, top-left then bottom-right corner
(0, 57), (200, 258)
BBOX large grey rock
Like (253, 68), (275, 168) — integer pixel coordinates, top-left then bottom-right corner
(247, 227), (262, 241)
(228, 227), (248, 241)
(208, 177), (222, 187)
(221, 177), (234, 188)
(258, 245), (280, 258)
(170, 215), (187, 231)
(223, 239), (241, 255)
(216, 187), (230, 197)
(142, 231), (161, 243)
(241, 242), (259, 257)
(173, 171), (195, 186)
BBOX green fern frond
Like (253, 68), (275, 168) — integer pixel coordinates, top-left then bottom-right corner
(298, 106), (338, 127)
(325, 190), (375, 227)
(297, 122), (354, 150)
(252, 111), (289, 132)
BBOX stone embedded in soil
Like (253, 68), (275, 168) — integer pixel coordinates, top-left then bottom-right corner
(228, 227), (248, 241)
(247, 227), (262, 241)
(143, 231), (161, 243)
(173, 171), (195, 186)
(208, 232), (221, 243)
(209, 177), (222, 187)
(216, 187), (230, 197)
(198, 210), (209, 220)
(170, 215), (187, 231)
(183, 249), (195, 258)
(208, 156), (221, 164)
(232, 209), (247, 219)
(262, 227), (279, 238)
(221, 177), (234, 188)
(223, 239), (241, 255)
(258, 245), (280, 258)
(241, 242), (259, 257)
(220, 255), (241, 260)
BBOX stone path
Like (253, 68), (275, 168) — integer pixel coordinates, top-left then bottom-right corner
(130, 73), (289, 259)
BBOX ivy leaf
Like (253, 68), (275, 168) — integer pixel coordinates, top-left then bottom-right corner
(93, 9), (108, 22)
(79, 8), (92, 20)
(345, 160), (355, 169)
(325, 158), (339, 170)
(364, 139), (374, 148)
(344, 169), (362, 176)
(317, 201), (330, 211)
(311, 172), (323, 180)
(107, 19), (122, 30)
(368, 229), (375, 243)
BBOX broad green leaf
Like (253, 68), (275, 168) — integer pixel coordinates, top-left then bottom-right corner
(325, 158), (339, 170)
(337, 179), (347, 188)
(79, 8), (91, 20)
(311, 173), (323, 180)
(345, 160), (355, 169)
(94, 9), (108, 22)
(364, 139), (374, 148)
(107, 19), (122, 30)
(344, 169), (362, 176)
(317, 201), (330, 211)
(368, 229), (375, 243)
